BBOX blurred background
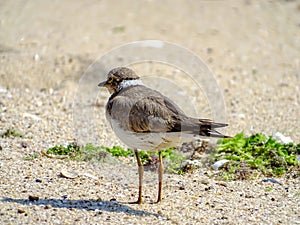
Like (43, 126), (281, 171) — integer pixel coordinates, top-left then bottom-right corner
(0, 0), (299, 141)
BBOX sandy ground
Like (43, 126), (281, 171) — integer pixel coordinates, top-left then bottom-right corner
(0, 0), (299, 224)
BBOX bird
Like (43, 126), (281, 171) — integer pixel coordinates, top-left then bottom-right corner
(98, 67), (230, 204)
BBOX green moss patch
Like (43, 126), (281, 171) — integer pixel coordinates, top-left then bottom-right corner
(212, 133), (300, 180)
(45, 143), (186, 173)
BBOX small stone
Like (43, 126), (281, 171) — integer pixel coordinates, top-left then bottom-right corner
(17, 209), (26, 214)
(212, 159), (230, 170)
(28, 195), (39, 201)
(35, 179), (42, 183)
(245, 194), (253, 198)
(83, 173), (98, 180)
(20, 142), (28, 148)
(60, 169), (78, 179)
(237, 113), (245, 119)
(179, 186), (185, 190)
(204, 186), (212, 191)
(94, 211), (103, 216)
(36, 101), (43, 107)
(216, 182), (227, 187)
(23, 113), (41, 121)
(0, 87), (7, 93)
(272, 132), (293, 144)
(44, 205), (52, 209)
(261, 178), (282, 185)
(33, 54), (40, 61)
(62, 194), (69, 199)
(200, 179), (209, 185)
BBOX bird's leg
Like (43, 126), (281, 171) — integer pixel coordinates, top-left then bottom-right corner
(157, 150), (164, 203)
(133, 148), (143, 204)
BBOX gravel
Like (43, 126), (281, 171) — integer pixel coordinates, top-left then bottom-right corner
(0, 81), (299, 225)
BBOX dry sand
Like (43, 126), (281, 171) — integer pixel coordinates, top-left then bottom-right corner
(0, 1), (299, 224)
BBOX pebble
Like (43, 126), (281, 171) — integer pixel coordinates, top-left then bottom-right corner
(261, 178), (282, 185)
(237, 113), (245, 119)
(61, 194), (69, 199)
(20, 142), (28, 148)
(60, 169), (79, 179)
(0, 87), (7, 93)
(216, 182), (227, 187)
(23, 113), (41, 121)
(28, 195), (39, 201)
(33, 54), (40, 61)
(44, 205), (52, 209)
(211, 159), (230, 170)
(17, 209), (26, 214)
(272, 132), (293, 144)
(82, 173), (98, 180)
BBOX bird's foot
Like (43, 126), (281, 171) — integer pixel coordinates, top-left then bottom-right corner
(128, 198), (143, 204)
(155, 198), (162, 204)
(149, 198), (162, 204)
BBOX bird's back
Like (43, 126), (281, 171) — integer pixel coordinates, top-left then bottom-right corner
(106, 84), (185, 133)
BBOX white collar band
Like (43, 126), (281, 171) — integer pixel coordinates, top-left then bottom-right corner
(117, 79), (143, 92)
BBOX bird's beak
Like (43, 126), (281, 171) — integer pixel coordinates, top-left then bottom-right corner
(98, 80), (107, 87)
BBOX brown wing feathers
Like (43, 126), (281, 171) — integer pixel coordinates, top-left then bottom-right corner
(129, 96), (176, 132)
(128, 95), (229, 138)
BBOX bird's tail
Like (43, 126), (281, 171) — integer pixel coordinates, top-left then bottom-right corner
(181, 118), (231, 138)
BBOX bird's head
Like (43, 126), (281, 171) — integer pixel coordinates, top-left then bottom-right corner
(98, 67), (141, 93)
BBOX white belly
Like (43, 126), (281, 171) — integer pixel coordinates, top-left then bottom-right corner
(108, 117), (195, 151)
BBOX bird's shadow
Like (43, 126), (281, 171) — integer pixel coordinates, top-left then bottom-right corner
(1, 197), (160, 217)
